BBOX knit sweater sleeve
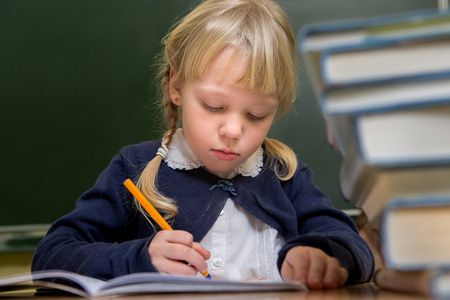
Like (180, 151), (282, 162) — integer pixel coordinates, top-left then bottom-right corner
(277, 159), (374, 285)
(31, 142), (160, 280)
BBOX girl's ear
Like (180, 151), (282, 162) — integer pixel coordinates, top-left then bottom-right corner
(169, 69), (182, 106)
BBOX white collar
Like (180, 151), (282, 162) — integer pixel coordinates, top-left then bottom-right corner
(163, 128), (263, 178)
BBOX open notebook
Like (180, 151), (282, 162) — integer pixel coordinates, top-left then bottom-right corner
(0, 270), (307, 297)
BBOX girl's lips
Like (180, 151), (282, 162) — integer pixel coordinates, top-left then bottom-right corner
(213, 149), (239, 161)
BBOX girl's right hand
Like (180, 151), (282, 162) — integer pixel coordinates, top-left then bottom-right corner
(148, 230), (210, 277)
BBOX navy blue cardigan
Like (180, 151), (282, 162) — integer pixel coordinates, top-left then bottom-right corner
(32, 140), (374, 284)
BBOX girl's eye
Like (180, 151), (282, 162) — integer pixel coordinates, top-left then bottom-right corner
(203, 102), (222, 112)
(247, 113), (265, 121)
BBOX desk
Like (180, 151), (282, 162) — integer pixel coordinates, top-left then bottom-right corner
(0, 284), (434, 300)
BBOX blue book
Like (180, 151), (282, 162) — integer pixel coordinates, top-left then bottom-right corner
(381, 194), (450, 270)
(321, 75), (450, 116)
(324, 98), (450, 157)
(338, 141), (450, 229)
(298, 9), (450, 94)
(299, 9), (450, 53)
(353, 104), (450, 166)
(320, 34), (450, 87)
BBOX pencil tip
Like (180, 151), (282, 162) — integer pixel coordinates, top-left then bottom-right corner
(199, 271), (212, 279)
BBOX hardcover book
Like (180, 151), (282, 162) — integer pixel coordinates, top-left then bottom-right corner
(339, 143), (450, 229)
(353, 104), (450, 166)
(381, 195), (450, 270)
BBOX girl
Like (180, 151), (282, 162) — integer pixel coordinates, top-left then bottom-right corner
(32, 0), (374, 289)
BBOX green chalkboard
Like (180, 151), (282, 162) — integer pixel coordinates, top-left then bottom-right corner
(0, 0), (437, 226)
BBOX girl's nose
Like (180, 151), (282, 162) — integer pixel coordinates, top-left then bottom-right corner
(219, 115), (243, 139)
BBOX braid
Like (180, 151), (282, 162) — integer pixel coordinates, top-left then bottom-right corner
(162, 100), (179, 147)
(134, 65), (180, 224)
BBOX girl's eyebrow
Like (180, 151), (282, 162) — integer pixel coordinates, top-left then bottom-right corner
(198, 86), (277, 107)
(194, 83), (228, 99)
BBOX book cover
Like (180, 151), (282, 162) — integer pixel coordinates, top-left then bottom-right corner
(322, 113), (353, 155)
(381, 195), (450, 270)
(0, 270), (307, 297)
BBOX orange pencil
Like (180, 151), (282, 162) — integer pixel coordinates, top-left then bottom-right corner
(123, 178), (212, 279)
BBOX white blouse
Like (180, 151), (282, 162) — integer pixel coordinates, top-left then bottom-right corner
(164, 129), (285, 281)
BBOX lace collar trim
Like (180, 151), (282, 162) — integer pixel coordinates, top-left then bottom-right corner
(163, 128), (263, 178)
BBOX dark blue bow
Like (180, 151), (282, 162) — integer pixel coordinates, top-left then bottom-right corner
(209, 180), (237, 196)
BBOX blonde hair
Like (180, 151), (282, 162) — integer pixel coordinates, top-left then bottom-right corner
(137, 0), (299, 222)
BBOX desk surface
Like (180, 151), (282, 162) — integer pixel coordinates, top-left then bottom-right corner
(0, 283), (434, 300)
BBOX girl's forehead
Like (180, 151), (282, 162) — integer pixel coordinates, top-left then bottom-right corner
(190, 50), (280, 109)
(205, 47), (250, 83)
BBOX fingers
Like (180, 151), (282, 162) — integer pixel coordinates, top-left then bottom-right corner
(281, 248), (309, 285)
(281, 246), (349, 290)
(307, 253), (327, 289)
(338, 267), (349, 287)
(312, 257), (348, 289)
(193, 242), (211, 260)
(322, 257), (344, 289)
(148, 230), (210, 276)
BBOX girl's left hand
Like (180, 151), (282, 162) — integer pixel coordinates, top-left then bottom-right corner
(280, 246), (348, 289)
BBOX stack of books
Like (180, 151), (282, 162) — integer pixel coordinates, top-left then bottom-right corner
(298, 8), (450, 297)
